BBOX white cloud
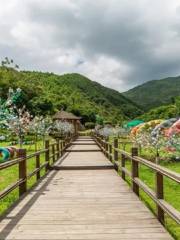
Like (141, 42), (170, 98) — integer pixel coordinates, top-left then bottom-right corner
(0, 0), (180, 91)
(75, 56), (131, 90)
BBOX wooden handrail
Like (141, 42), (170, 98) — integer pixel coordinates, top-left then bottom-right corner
(0, 179), (24, 200)
(26, 149), (48, 160)
(94, 134), (180, 225)
(134, 156), (180, 183)
(0, 157), (25, 170)
(0, 136), (73, 204)
(0, 149), (48, 171)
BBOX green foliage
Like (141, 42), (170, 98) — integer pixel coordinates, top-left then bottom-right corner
(123, 76), (180, 110)
(0, 68), (143, 122)
(104, 120), (112, 125)
(139, 96), (180, 121)
(30, 97), (54, 115)
(84, 122), (95, 129)
(1, 57), (19, 70)
(95, 114), (104, 125)
(175, 96), (180, 115)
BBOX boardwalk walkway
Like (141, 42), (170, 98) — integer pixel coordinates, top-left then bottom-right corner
(0, 136), (173, 239)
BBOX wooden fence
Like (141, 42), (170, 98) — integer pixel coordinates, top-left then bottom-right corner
(94, 134), (180, 226)
(0, 136), (73, 202)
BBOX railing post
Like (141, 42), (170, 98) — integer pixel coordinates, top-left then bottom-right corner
(60, 141), (63, 156)
(100, 136), (102, 150)
(97, 135), (101, 150)
(36, 154), (40, 180)
(104, 137), (106, 154)
(18, 149), (27, 197)
(64, 137), (68, 152)
(109, 144), (112, 161)
(100, 136), (102, 149)
(65, 138), (67, 148)
(99, 136), (102, 150)
(105, 137), (109, 157)
(121, 153), (126, 180)
(45, 140), (50, 171)
(52, 144), (55, 163)
(57, 139), (60, 160)
(156, 172), (164, 224)
(131, 147), (139, 196)
(101, 136), (104, 153)
(63, 140), (65, 153)
(114, 138), (118, 161)
(102, 136), (105, 154)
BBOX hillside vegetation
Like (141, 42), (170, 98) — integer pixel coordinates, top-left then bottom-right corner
(0, 67), (143, 123)
(123, 76), (180, 111)
(139, 96), (180, 121)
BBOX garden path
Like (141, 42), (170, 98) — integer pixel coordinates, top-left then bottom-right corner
(0, 136), (173, 239)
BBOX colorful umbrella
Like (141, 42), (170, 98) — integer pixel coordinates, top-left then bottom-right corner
(167, 119), (180, 137)
(136, 119), (163, 134)
(124, 120), (144, 128)
(151, 118), (177, 138)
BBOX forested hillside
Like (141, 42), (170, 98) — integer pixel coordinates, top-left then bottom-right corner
(139, 96), (180, 121)
(123, 76), (180, 110)
(0, 67), (143, 123)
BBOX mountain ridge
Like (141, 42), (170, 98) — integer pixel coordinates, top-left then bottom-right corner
(123, 75), (180, 110)
(0, 67), (143, 123)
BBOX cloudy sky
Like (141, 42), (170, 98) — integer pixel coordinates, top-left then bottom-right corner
(1, 0), (180, 91)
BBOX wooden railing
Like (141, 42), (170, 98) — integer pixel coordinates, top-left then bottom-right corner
(0, 136), (73, 202)
(94, 134), (180, 226)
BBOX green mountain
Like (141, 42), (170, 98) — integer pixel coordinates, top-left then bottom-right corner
(123, 76), (180, 111)
(139, 96), (180, 121)
(0, 67), (143, 124)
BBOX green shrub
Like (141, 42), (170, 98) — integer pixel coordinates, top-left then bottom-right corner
(104, 120), (112, 125)
(85, 122), (95, 129)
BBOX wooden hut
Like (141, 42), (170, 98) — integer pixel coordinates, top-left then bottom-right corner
(53, 110), (81, 135)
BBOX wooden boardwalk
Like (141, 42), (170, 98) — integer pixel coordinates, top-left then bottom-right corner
(0, 137), (173, 239)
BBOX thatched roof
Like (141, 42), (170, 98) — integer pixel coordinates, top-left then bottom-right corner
(53, 110), (81, 120)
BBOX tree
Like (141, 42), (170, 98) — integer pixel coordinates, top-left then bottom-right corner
(1, 57), (19, 70)
(175, 96), (180, 116)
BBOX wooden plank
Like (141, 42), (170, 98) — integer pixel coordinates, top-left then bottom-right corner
(66, 149), (102, 152)
(66, 144), (101, 151)
(54, 165), (114, 170)
(58, 152), (113, 167)
(0, 137), (173, 240)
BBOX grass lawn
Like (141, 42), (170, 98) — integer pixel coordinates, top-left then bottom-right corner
(0, 139), (54, 215)
(116, 140), (180, 240)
